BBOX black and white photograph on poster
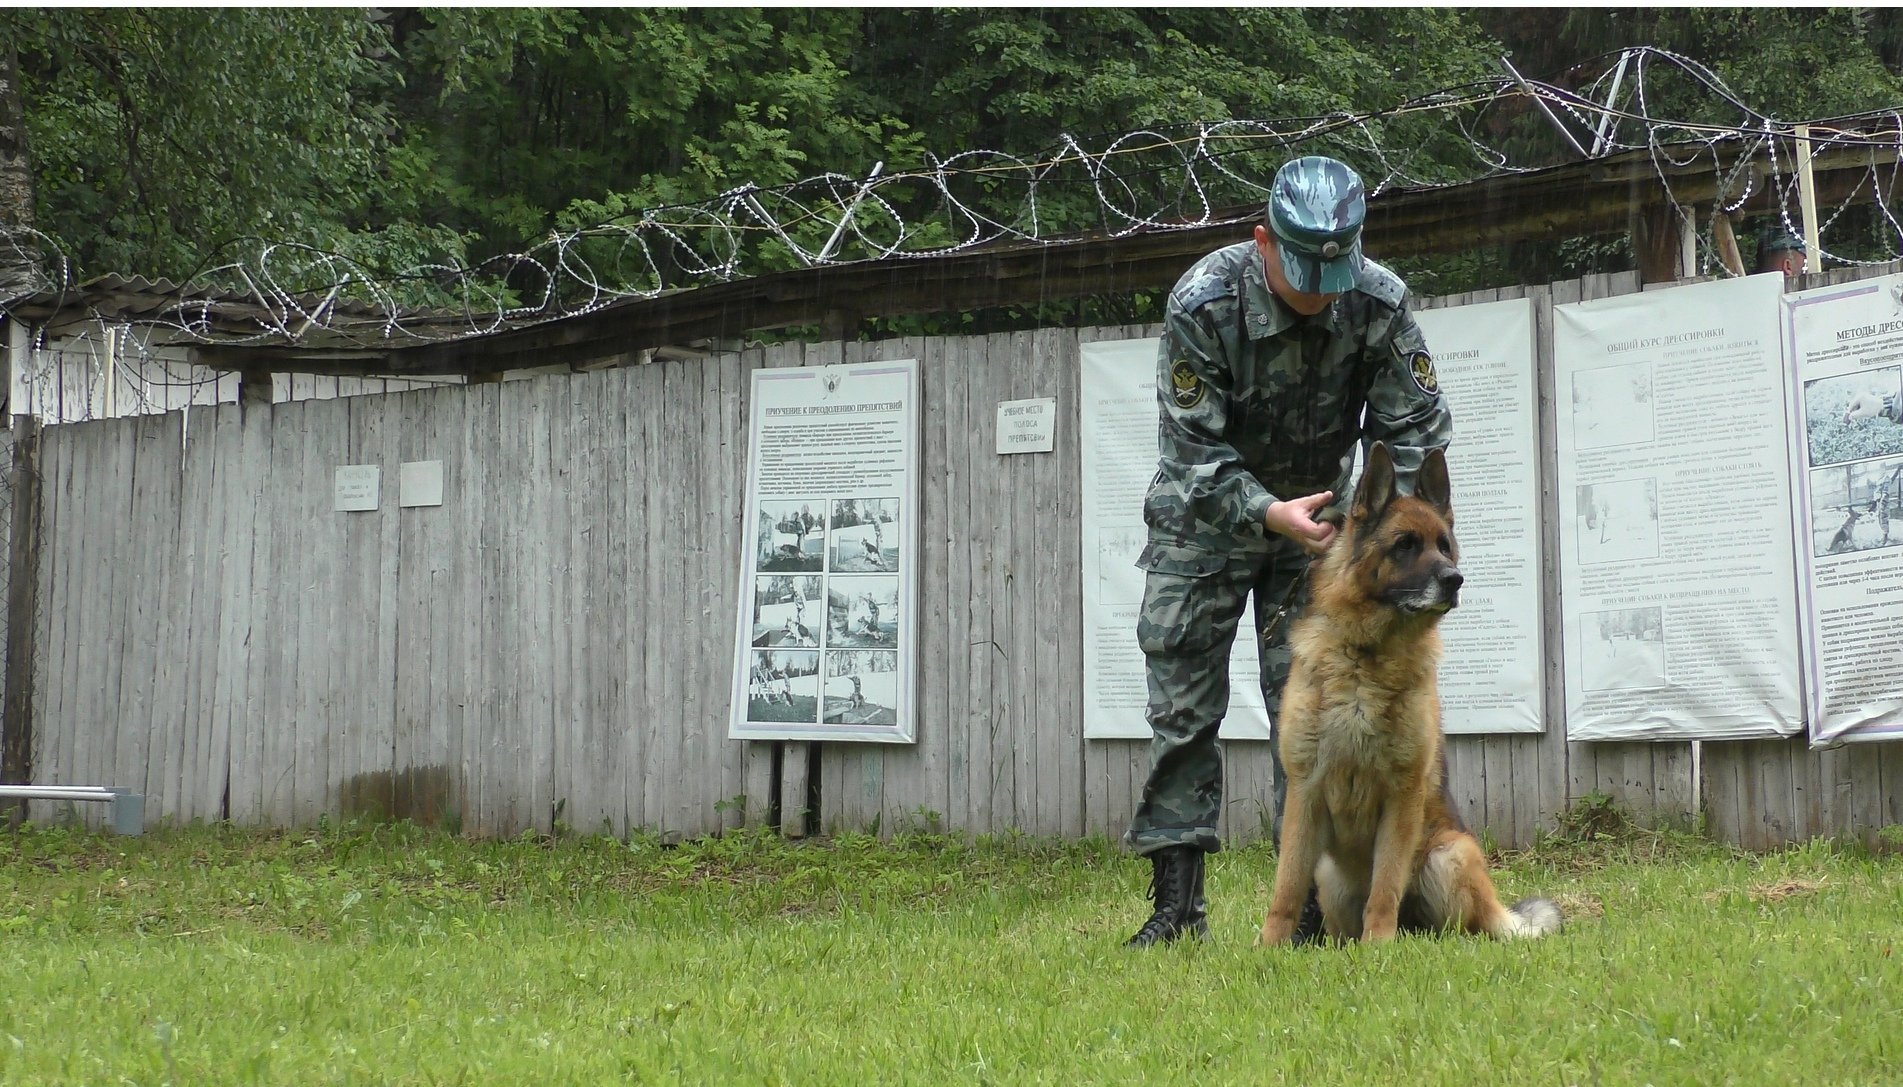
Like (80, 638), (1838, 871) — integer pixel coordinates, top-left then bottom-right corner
(729, 359), (920, 742)
(827, 577), (899, 647)
(751, 576), (823, 647)
(1579, 607), (1667, 693)
(823, 650), (898, 726)
(829, 498), (898, 571)
(1808, 456), (1903, 557)
(1571, 361), (1655, 450)
(1575, 478), (1659, 565)
(746, 649), (820, 723)
(1803, 366), (1903, 468)
(754, 500), (826, 572)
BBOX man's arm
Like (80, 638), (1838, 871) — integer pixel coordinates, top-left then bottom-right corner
(1150, 288), (1277, 538)
(1364, 299), (1454, 491)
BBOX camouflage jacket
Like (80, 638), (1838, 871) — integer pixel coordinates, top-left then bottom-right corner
(1143, 240), (1453, 554)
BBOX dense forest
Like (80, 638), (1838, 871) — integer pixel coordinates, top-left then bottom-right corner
(4, 8), (1902, 325)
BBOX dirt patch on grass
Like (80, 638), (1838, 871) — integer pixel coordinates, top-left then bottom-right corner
(1552, 892), (1604, 920)
(1749, 877), (1824, 903)
(1701, 877), (1826, 906)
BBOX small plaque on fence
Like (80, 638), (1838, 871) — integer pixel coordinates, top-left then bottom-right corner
(995, 397), (1056, 454)
(334, 465), (381, 512)
(400, 460), (444, 508)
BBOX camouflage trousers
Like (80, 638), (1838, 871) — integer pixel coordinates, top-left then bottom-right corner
(1125, 533), (1312, 856)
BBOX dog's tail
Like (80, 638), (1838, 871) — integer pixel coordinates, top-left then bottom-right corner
(1498, 896), (1563, 939)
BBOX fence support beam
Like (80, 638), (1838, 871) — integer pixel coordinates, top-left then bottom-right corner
(1633, 201), (1686, 285)
(1, 417), (39, 814)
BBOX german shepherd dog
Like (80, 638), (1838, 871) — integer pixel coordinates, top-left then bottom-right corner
(1259, 442), (1562, 945)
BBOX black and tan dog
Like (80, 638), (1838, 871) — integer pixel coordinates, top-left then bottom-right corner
(1259, 442), (1561, 945)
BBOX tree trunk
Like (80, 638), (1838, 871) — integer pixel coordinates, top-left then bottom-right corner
(0, 37), (44, 304)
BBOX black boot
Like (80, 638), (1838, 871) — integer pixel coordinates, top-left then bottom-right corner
(1290, 887), (1326, 947)
(1126, 845), (1207, 947)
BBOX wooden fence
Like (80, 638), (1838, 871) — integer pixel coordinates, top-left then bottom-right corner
(7, 269), (1902, 849)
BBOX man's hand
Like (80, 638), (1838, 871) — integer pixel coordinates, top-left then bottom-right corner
(1266, 491), (1337, 554)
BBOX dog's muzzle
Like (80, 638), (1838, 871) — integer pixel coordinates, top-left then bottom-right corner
(1400, 567), (1463, 614)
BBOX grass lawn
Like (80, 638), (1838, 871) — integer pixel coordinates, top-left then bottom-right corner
(1, 818), (1899, 1085)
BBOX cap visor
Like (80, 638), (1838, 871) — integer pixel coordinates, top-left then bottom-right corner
(1276, 238), (1360, 295)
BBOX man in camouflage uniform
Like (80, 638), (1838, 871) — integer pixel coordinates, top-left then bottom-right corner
(1125, 156), (1454, 947)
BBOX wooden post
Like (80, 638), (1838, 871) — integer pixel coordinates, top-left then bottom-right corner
(1, 418), (39, 805)
(1633, 202), (1684, 286)
(1712, 211), (1746, 276)
(1796, 125), (1823, 273)
(1677, 205), (1699, 280)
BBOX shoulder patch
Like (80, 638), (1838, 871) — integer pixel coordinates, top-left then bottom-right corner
(1169, 359), (1206, 409)
(1175, 271), (1233, 314)
(1407, 350), (1440, 396)
(1353, 258), (1407, 309)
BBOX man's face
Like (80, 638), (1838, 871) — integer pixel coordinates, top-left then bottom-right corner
(1254, 225), (1341, 316)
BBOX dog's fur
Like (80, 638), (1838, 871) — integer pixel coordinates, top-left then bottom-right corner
(1259, 443), (1561, 945)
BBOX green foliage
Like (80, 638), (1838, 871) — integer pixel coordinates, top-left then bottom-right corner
(14, 9), (467, 280)
(9, 9), (1903, 307)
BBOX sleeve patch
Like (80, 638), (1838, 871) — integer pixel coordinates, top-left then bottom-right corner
(1408, 351), (1439, 396)
(1170, 359), (1206, 409)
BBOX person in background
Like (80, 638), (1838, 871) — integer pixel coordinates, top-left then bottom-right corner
(1757, 227), (1806, 281)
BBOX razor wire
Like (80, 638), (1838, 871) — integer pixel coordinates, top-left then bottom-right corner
(5, 45), (1903, 373)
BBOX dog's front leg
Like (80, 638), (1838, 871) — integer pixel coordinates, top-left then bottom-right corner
(1362, 788), (1425, 943)
(1259, 779), (1322, 946)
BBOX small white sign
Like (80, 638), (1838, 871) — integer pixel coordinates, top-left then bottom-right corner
(400, 460), (445, 508)
(334, 465), (381, 512)
(995, 397), (1057, 454)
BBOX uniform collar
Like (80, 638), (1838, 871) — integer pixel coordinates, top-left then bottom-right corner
(1240, 246), (1340, 339)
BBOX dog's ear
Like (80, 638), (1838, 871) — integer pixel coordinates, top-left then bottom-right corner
(1354, 441), (1397, 520)
(1416, 447), (1453, 519)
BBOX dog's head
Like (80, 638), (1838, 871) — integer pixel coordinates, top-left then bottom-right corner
(1333, 442), (1462, 617)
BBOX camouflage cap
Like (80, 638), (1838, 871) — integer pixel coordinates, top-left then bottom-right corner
(1267, 156), (1366, 294)
(1758, 226), (1805, 262)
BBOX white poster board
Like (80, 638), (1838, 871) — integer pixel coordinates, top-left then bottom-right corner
(1553, 275), (1803, 741)
(1078, 338), (1271, 740)
(728, 360), (921, 742)
(1786, 272), (1903, 744)
(1414, 297), (1545, 734)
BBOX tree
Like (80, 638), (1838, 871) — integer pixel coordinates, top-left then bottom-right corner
(0, 32), (40, 303)
(14, 9), (461, 285)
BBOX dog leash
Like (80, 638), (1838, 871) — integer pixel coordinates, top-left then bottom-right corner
(1259, 562), (1312, 646)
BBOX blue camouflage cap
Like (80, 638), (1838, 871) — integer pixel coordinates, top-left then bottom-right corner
(1267, 156), (1366, 294)
(1757, 226), (1804, 262)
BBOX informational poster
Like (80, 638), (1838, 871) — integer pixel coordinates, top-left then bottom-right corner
(1786, 272), (1903, 744)
(1079, 338), (1271, 741)
(1553, 275), (1802, 741)
(728, 359), (920, 742)
(1414, 297), (1545, 734)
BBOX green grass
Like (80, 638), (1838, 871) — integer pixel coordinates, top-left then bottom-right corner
(2, 818), (1900, 1085)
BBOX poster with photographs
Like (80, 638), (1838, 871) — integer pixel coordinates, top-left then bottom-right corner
(728, 359), (920, 742)
(1786, 272), (1903, 744)
(1553, 274), (1803, 741)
